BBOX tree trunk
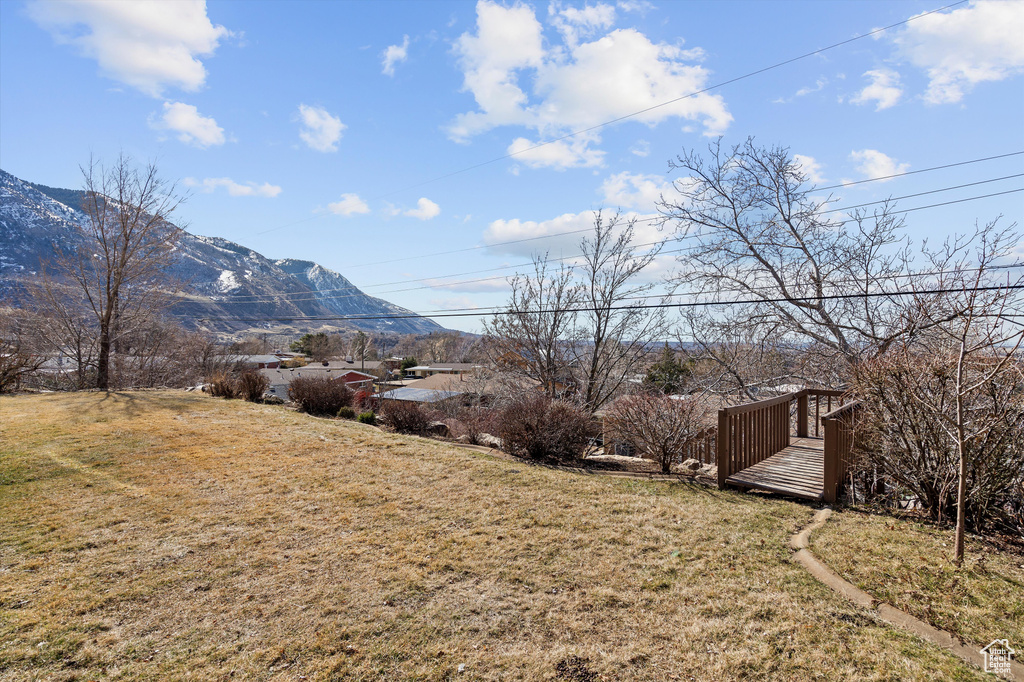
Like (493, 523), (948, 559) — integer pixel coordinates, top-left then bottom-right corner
(954, 441), (967, 566)
(97, 329), (110, 391)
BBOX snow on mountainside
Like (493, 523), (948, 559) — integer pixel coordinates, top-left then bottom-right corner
(0, 169), (443, 335)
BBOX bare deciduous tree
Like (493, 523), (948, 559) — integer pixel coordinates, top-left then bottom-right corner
(486, 214), (666, 411)
(912, 224), (1024, 563)
(484, 258), (579, 399)
(569, 213), (668, 411)
(46, 155), (184, 390)
(661, 138), (919, 385)
(853, 222), (1024, 559)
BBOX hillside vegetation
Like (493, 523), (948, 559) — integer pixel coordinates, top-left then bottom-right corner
(0, 392), (990, 680)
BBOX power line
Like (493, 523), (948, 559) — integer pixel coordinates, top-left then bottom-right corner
(203, 262), (1024, 318)
(814, 151), (1024, 191)
(817, 175), (1024, 214)
(255, 0), (969, 237)
(336, 150), (1022, 272)
(198, 283), (1024, 324)
(189, 186), (1024, 307)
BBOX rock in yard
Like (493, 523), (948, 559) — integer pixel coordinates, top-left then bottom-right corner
(681, 458), (702, 472)
(426, 421), (451, 437)
(478, 433), (502, 448)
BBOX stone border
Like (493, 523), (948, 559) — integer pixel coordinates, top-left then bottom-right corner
(791, 508), (1023, 680)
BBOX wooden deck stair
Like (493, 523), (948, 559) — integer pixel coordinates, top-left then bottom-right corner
(725, 437), (825, 500)
(716, 390), (862, 502)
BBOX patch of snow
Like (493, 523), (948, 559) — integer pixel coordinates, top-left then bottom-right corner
(217, 269), (241, 292)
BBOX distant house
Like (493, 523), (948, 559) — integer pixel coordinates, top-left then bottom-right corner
(261, 367), (375, 401)
(375, 386), (464, 405)
(403, 363), (480, 379)
(228, 354), (281, 369)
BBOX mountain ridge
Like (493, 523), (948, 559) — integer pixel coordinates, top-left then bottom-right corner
(0, 169), (444, 336)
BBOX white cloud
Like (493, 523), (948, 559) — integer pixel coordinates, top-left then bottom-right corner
(27, 0), (230, 98)
(382, 35), (410, 76)
(150, 101), (225, 148)
(850, 68), (903, 111)
(775, 77), (829, 104)
(630, 139), (650, 157)
(404, 197), (441, 220)
(792, 154), (826, 184)
(297, 104), (345, 152)
(895, 0), (1024, 104)
(849, 149), (909, 181)
(508, 134), (605, 170)
(600, 171), (671, 211)
(448, 1), (730, 168)
(327, 193), (370, 216)
(185, 177), (281, 197)
(550, 1), (616, 47)
(795, 77), (828, 97)
(485, 211), (598, 257)
(483, 208), (664, 258)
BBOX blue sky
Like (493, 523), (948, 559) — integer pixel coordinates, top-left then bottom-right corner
(2, 0), (1022, 333)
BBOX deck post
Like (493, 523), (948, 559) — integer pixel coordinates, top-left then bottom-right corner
(823, 417), (838, 503)
(717, 409), (729, 489)
(796, 392), (808, 438)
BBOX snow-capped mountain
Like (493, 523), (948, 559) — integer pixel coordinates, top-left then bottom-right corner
(0, 169), (443, 335)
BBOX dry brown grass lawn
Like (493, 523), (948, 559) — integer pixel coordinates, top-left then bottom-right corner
(0, 391), (991, 680)
(813, 508), (1024, 652)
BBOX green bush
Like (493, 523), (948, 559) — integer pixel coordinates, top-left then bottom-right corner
(357, 411), (376, 425)
(337, 406), (356, 420)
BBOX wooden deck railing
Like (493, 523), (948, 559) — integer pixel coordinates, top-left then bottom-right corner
(682, 425), (717, 466)
(822, 400), (863, 503)
(717, 388), (850, 490)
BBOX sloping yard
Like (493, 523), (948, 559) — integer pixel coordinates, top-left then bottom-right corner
(0, 391), (991, 680)
(813, 508), (1024, 653)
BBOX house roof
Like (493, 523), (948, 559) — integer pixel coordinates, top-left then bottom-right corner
(377, 387), (464, 403)
(227, 354), (281, 364)
(260, 367), (374, 386)
(406, 363), (481, 372)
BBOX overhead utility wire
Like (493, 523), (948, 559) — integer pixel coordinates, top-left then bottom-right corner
(816, 174), (1024, 214)
(372, 1), (970, 199)
(340, 149), (1022, 272)
(255, 0), (968, 237)
(209, 262), (1024, 318)
(814, 151), (1024, 191)
(198, 186), (1024, 306)
(200, 283), (1024, 324)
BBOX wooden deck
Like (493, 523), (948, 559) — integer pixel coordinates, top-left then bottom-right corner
(725, 437), (825, 500)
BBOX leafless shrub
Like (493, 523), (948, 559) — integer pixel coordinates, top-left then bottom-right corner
(288, 376), (353, 416)
(208, 372), (239, 399)
(447, 407), (498, 445)
(604, 392), (711, 473)
(237, 369), (269, 403)
(496, 394), (598, 462)
(853, 346), (1024, 537)
(378, 400), (432, 435)
(0, 339), (44, 393)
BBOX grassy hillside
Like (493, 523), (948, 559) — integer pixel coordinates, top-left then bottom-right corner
(0, 392), (989, 680)
(814, 509), (1024, 650)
